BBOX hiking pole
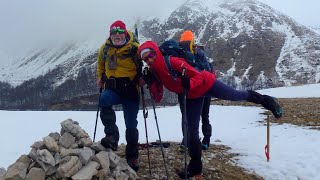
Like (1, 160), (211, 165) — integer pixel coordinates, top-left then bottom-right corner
(147, 86), (169, 179)
(141, 87), (152, 175)
(182, 68), (188, 180)
(93, 88), (102, 142)
(93, 73), (106, 142)
(265, 114), (270, 162)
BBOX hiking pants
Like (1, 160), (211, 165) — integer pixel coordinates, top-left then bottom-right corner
(205, 80), (249, 101)
(178, 95), (212, 144)
(182, 97), (204, 174)
(201, 97), (212, 143)
(99, 89), (139, 158)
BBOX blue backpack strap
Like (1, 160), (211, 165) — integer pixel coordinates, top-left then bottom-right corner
(164, 55), (180, 81)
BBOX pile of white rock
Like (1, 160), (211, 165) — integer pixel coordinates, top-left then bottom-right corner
(0, 119), (138, 180)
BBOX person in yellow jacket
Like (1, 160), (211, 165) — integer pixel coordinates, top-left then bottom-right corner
(96, 20), (143, 172)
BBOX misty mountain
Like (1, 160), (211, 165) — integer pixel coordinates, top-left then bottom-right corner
(0, 0), (319, 110)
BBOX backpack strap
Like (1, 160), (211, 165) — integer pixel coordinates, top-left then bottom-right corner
(164, 55), (180, 81)
(102, 43), (110, 62)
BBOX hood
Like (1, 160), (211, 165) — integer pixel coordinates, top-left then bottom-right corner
(138, 41), (165, 68)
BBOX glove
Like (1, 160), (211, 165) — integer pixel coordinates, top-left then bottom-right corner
(142, 68), (153, 85)
(181, 75), (190, 90)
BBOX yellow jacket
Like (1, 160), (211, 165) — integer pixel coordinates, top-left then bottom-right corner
(97, 31), (140, 81)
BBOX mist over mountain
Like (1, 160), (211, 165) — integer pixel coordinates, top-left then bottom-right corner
(0, 0), (319, 110)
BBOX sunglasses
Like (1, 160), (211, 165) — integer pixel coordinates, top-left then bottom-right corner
(110, 28), (125, 35)
(143, 51), (156, 62)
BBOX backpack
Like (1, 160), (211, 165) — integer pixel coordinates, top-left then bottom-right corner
(159, 39), (206, 79)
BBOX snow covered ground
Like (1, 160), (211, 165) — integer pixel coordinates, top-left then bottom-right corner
(1, 83), (320, 179)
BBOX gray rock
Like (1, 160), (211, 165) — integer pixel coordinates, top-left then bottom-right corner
(30, 141), (45, 149)
(37, 149), (55, 166)
(78, 147), (94, 165)
(43, 136), (59, 153)
(71, 161), (100, 180)
(25, 167), (45, 180)
(79, 137), (93, 147)
(95, 151), (110, 175)
(60, 147), (81, 158)
(108, 151), (120, 168)
(0, 167), (6, 180)
(59, 132), (76, 148)
(57, 156), (82, 178)
(60, 119), (89, 140)
(5, 155), (31, 180)
(90, 142), (106, 152)
(49, 132), (61, 141)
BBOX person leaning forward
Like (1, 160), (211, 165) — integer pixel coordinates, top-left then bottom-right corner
(139, 40), (283, 178)
(96, 20), (143, 172)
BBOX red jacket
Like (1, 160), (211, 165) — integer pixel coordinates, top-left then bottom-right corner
(139, 41), (216, 102)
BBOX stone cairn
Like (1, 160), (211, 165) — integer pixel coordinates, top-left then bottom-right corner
(0, 119), (139, 180)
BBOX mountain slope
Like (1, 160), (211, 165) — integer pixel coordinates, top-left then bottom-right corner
(139, 0), (320, 89)
(1, 0), (319, 110)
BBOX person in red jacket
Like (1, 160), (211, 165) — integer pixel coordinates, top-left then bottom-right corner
(139, 40), (283, 178)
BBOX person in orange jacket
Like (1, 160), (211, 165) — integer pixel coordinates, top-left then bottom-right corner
(139, 40), (283, 178)
(178, 30), (213, 150)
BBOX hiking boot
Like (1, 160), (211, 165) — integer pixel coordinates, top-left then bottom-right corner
(177, 169), (202, 179)
(201, 138), (210, 150)
(248, 90), (283, 119)
(127, 158), (139, 172)
(261, 95), (283, 119)
(179, 144), (188, 153)
(101, 135), (118, 151)
(201, 143), (209, 150)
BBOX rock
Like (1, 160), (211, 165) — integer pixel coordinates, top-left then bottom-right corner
(43, 136), (59, 153)
(25, 167), (45, 180)
(57, 156), (82, 178)
(5, 155), (31, 180)
(30, 141), (45, 149)
(78, 147), (95, 165)
(71, 161), (100, 180)
(60, 119), (89, 140)
(37, 149), (56, 166)
(90, 142), (106, 152)
(108, 151), (121, 168)
(59, 132), (76, 148)
(0, 167), (6, 180)
(49, 132), (61, 141)
(95, 151), (110, 175)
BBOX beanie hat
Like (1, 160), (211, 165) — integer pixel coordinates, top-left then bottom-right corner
(110, 20), (126, 30)
(140, 48), (152, 58)
(180, 30), (194, 42)
(109, 20), (127, 35)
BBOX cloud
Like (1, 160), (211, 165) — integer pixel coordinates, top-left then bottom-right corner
(0, 0), (187, 57)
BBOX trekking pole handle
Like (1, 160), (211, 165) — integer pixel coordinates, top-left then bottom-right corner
(182, 68), (186, 77)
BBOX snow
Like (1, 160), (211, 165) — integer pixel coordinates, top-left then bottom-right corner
(258, 83), (320, 98)
(1, 84), (320, 179)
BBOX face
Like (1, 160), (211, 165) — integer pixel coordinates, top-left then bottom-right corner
(110, 29), (126, 46)
(141, 51), (156, 66)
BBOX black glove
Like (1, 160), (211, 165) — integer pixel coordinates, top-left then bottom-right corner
(181, 75), (190, 90)
(142, 67), (153, 85)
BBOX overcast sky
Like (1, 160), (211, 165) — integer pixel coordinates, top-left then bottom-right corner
(0, 0), (319, 57)
(257, 0), (319, 27)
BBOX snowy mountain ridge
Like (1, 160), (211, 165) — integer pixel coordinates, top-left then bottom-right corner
(139, 0), (320, 88)
(0, 0), (319, 110)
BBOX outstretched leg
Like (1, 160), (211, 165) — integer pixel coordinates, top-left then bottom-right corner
(205, 80), (283, 118)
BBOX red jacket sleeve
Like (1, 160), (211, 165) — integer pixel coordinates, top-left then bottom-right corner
(170, 57), (205, 91)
